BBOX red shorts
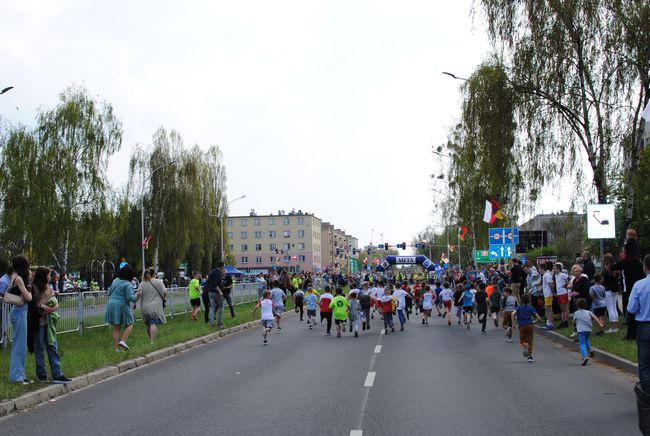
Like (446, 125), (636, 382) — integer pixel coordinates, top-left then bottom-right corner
(443, 300), (452, 309)
(557, 294), (569, 305)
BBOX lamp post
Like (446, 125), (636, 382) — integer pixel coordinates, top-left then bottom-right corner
(219, 194), (247, 263)
(140, 160), (176, 273)
(1, 86), (14, 95)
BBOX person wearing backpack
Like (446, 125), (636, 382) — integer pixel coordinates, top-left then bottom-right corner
(358, 282), (374, 331)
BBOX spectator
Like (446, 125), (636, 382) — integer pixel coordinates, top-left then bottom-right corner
(7, 255), (34, 384)
(626, 255), (650, 382)
(581, 251), (596, 280)
(510, 258), (524, 304)
(623, 228), (642, 260)
(206, 262), (224, 328)
(221, 273), (235, 319)
(569, 264), (591, 310)
(137, 268), (167, 344)
(104, 265), (137, 351)
(255, 273), (267, 300)
(602, 253), (621, 333)
(188, 273), (202, 321)
(613, 242), (645, 340)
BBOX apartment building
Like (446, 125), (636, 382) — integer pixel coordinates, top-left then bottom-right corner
(226, 210), (322, 273)
(321, 222), (359, 272)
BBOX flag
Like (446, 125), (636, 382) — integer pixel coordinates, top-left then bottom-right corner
(373, 258), (381, 266)
(458, 226), (468, 241)
(363, 257), (368, 265)
(141, 233), (153, 249)
(491, 198), (505, 220)
(642, 100), (650, 121)
(290, 256), (297, 261)
(483, 200), (496, 224)
(440, 253), (449, 264)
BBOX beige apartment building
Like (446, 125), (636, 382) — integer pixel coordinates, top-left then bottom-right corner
(321, 222), (359, 272)
(226, 210), (322, 273)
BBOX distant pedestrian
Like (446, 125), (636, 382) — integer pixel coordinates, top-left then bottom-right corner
(188, 273), (202, 321)
(489, 281), (502, 328)
(293, 287), (304, 321)
(582, 251), (596, 281)
(602, 254), (620, 333)
(304, 287), (318, 329)
(347, 292), (361, 337)
(104, 265), (137, 352)
(573, 298), (604, 366)
(453, 285), (464, 326)
(513, 294), (541, 363)
(421, 286), (434, 326)
(540, 262), (555, 330)
(439, 283), (454, 326)
(510, 258), (524, 304)
(392, 283), (413, 331)
(252, 290), (275, 344)
(221, 274), (235, 320)
(461, 284), (475, 330)
(255, 273), (267, 300)
(358, 283), (373, 331)
(380, 286), (395, 333)
(204, 263), (224, 326)
(627, 255), (650, 381)
(137, 268), (167, 344)
(553, 263), (570, 328)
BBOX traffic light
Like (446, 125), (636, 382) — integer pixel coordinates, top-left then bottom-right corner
(400, 242), (406, 250)
(421, 241), (427, 249)
(352, 248), (357, 255)
(384, 242), (389, 250)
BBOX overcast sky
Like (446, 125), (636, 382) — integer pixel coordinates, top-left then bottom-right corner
(1, 0), (573, 249)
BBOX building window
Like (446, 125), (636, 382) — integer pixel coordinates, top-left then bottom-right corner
(229, 244), (234, 252)
(284, 243), (291, 251)
(241, 244), (248, 252)
(269, 230), (277, 238)
(255, 231), (262, 239)
(255, 244), (262, 251)
(227, 218), (233, 227)
(298, 255), (306, 263)
(298, 243), (305, 250)
(227, 232), (233, 239)
(270, 256), (276, 263)
(283, 230), (290, 238)
(241, 218), (248, 226)
(283, 217), (290, 225)
(283, 256), (290, 263)
(270, 243), (276, 251)
(297, 217), (304, 225)
(255, 256), (262, 263)
(269, 218), (275, 225)
(298, 230), (305, 238)
(254, 218), (261, 226)
(241, 256), (248, 264)
(241, 231), (248, 239)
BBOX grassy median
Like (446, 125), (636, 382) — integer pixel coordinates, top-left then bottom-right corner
(0, 299), (292, 401)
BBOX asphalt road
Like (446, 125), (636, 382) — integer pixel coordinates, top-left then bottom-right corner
(1, 310), (640, 436)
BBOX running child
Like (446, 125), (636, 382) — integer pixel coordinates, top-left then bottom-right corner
(475, 282), (488, 334)
(573, 298), (604, 366)
(358, 283), (375, 331)
(502, 287), (517, 342)
(439, 283), (454, 326)
(252, 290), (276, 344)
(319, 286), (334, 336)
(453, 284), (464, 326)
(392, 283), (413, 331)
(421, 285), (434, 326)
(304, 287), (318, 329)
(348, 292), (362, 337)
(329, 287), (349, 338)
(489, 280), (502, 328)
(434, 281), (443, 317)
(380, 286), (395, 333)
(589, 274), (607, 336)
(270, 281), (287, 330)
(512, 294), (542, 362)
(461, 284), (475, 329)
(293, 287), (305, 321)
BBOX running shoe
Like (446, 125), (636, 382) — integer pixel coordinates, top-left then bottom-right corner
(354, 332), (358, 337)
(527, 356), (534, 363)
(442, 312), (446, 318)
(523, 349), (530, 358)
(466, 323), (470, 330)
(400, 326), (405, 331)
(336, 332), (341, 338)
(508, 338), (512, 343)
(569, 332), (578, 338)
(422, 319), (425, 325)
(581, 358), (589, 366)
(481, 330), (486, 335)
(545, 325), (554, 330)
(118, 340), (130, 350)
(37, 375), (49, 383)
(326, 332), (331, 336)
(391, 327), (395, 332)
(506, 327), (512, 337)
(448, 320), (451, 326)
(494, 319), (499, 327)
(589, 349), (595, 358)
(605, 328), (618, 334)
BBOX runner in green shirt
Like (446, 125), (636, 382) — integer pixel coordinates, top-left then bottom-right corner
(188, 274), (202, 321)
(329, 287), (349, 338)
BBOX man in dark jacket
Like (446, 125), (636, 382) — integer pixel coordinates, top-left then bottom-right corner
(204, 262), (224, 326)
(582, 251), (596, 280)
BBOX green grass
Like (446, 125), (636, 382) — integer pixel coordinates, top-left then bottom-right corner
(551, 321), (637, 363)
(0, 299), (286, 401)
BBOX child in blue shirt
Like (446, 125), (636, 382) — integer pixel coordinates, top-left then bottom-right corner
(304, 287), (318, 330)
(462, 283), (475, 329)
(513, 294), (542, 362)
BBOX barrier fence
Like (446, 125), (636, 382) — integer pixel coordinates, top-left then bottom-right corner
(0, 283), (262, 349)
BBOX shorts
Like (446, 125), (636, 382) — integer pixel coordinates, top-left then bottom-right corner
(463, 306), (473, 313)
(544, 296), (554, 307)
(190, 298), (201, 308)
(262, 319), (273, 329)
(307, 309), (316, 317)
(557, 294), (569, 305)
(443, 300), (452, 309)
(593, 307), (606, 317)
(503, 311), (513, 328)
(423, 309), (432, 316)
(334, 319), (346, 325)
(144, 318), (163, 326)
(489, 306), (500, 314)
(275, 306), (284, 315)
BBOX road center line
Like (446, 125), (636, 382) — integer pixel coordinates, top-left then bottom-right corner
(374, 345), (382, 354)
(350, 431), (363, 436)
(364, 371), (376, 387)
(380, 328), (385, 335)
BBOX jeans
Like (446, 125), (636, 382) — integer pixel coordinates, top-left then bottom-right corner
(35, 325), (62, 379)
(383, 312), (394, 330)
(578, 331), (592, 359)
(223, 294), (235, 318)
(9, 305), (28, 383)
(637, 322), (650, 382)
(397, 309), (406, 326)
(216, 294), (225, 326)
(208, 293), (220, 326)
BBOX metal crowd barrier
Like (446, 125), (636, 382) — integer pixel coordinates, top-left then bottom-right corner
(0, 283), (260, 348)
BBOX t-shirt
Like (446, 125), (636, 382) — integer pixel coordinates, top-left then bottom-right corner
(489, 290), (502, 308)
(319, 293), (333, 313)
(589, 284), (606, 309)
(573, 309), (595, 333)
(188, 278), (201, 299)
(358, 291), (371, 310)
(380, 295), (394, 314)
(330, 295), (349, 320)
(294, 289), (305, 299)
(393, 288), (408, 310)
(542, 272), (554, 298)
(270, 287), (286, 308)
(453, 290), (463, 306)
(422, 292), (434, 310)
(462, 290), (474, 307)
(305, 293), (318, 310)
(475, 290), (488, 310)
(348, 299), (361, 321)
(516, 305), (537, 326)
(260, 299), (274, 321)
(555, 272), (569, 295)
(439, 288), (453, 302)
(503, 295), (517, 312)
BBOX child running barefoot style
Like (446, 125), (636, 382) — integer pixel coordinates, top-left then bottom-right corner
(512, 294), (542, 362)
(330, 287), (349, 338)
(252, 290), (276, 344)
(439, 283), (454, 326)
(502, 287), (517, 342)
(573, 298), (604, 366)
(421, 286), (434, 326)
(304, 287), (318, 329)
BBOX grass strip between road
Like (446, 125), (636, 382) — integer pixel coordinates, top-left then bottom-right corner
(545, 322), (637, 363)
(0, 299), (296, 401)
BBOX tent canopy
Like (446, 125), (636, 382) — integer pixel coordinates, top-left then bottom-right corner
(225, 265), (243, 277)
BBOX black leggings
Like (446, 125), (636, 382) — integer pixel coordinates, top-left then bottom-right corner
(478, 308), (488, 331)
(202, 292), (211, 323)
(295, 297), (304, 319)
(321, 312), (332, 333)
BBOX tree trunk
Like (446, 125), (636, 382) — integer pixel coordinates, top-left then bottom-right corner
(62, 228), (70, 277)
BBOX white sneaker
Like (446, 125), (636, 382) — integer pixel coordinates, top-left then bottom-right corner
(569, 332), (578, 338)
(605, 328), (619, 334)
(118, 340), (130, 350)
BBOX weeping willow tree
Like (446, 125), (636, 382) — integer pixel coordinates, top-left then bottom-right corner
(443, 60), (520, 255)
(477, 0), (650, 220)
(129, 127), (227, 276)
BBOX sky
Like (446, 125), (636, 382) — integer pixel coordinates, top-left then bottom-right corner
(0, 0), (573, 249)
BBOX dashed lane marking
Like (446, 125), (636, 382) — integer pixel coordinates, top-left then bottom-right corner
(374, 345), (382, 353)
(364, 372), (376, 387)
(350, 431), (362, 436)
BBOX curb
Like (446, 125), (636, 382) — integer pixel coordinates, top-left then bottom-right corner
(535, 325), (638, 375)
(0, 318), (266, 418)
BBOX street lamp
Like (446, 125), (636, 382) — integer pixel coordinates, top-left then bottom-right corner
(1, 86), (14, 95)
(219, 194), (247, 263)
(442, 72), (468, 82)
(140, 160), (177, 273)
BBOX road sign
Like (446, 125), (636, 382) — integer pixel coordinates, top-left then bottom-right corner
(520, 255), (527, 265)
(489, 244), (514, 259)
(377, 244), (385, 249)
(587, 204), (616, 239)
(489, 227), (519, 245)
(474, 250), (496, 263)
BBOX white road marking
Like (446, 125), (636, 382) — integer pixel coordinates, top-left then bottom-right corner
(374, 345), (382, 354)
(380, 329), (385, 335)
(350, 431), (363, 436)
(364, 371), (376, 387)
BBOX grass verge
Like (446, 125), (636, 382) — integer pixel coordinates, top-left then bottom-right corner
(549, 322), (637, 363)
(0, 299), (293, 401)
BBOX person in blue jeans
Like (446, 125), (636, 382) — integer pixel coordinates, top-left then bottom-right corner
(6, 255), (34, 384)
(572, 298), (604, 366)
(627, 255), (650, 382)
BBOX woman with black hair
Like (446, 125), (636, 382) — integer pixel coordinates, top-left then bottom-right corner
(104, 265), (137, 351)
(7, 255), (33, 384)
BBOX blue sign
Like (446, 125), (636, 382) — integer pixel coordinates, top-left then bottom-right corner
(415, 243), (422, 249)
(520, 255), (527, 264)
(489, 244), (514, 259)
(489, 227), (519, 245)
(377, 244), (385, 249)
